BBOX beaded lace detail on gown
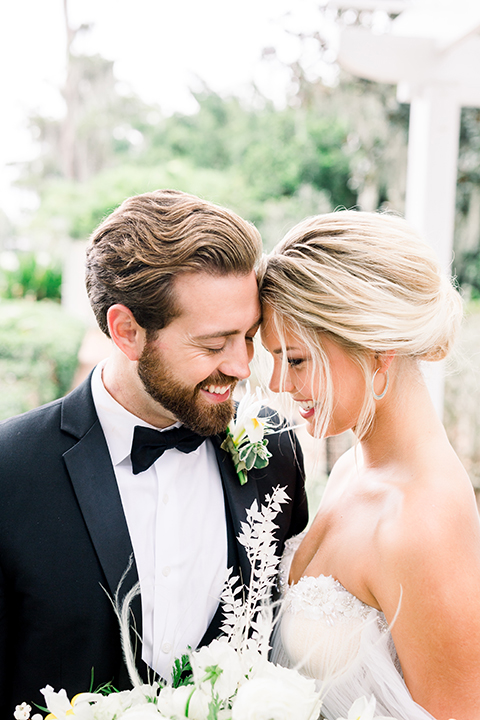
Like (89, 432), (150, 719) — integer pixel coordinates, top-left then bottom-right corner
(272, 535), (436, 720)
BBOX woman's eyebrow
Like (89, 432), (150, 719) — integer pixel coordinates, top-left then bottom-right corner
(265, 345), (301, 355)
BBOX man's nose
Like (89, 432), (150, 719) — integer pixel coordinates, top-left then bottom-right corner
(219, 340), (252, 381)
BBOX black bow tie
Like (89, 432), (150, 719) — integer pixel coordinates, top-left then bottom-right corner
(130, 425), (206, 475)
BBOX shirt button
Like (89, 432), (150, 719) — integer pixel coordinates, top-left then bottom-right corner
(163, 493), (169, 504)
(162, 642), (172, 654)
(162, 566), (171, 577)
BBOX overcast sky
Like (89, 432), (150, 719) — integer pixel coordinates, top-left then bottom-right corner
(0, 0), (333, 218)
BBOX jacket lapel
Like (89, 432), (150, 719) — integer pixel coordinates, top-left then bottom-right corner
(211, 434), (260, 588)
(61, 377), (139, 603)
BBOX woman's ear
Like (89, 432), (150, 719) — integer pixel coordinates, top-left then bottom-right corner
(374, 350), (396, 373)
(107, 304), (146, 361)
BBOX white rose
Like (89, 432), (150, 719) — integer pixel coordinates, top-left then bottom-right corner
(120, 704), (164, 719)
(74, 688), (135, 718)
(231, 663), (321, 720)
(156, 684), (210, 720)
(190, 639), (243, 699)
(238, 647), (266, 680)
(127, 683), (161, 704)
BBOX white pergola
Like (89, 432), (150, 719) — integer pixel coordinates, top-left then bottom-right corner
(334, 0), (480, 415)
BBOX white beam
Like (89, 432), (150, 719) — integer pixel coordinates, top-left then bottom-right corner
(337, 26), (436, 84)
(337, 27), (480, 106)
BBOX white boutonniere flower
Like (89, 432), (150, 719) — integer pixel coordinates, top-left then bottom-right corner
(221, 382), (273, 485)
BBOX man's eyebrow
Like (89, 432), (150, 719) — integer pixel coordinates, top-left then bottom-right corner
(193, 330), (242, 340)
(193, 317), (262, 342)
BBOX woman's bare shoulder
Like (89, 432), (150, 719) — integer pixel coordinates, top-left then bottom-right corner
(366, 461), (480, 716)
(325, 444), (360, 488)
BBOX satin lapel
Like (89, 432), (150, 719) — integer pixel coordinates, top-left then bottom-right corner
(211, 435), (260, 588)
(61, 377), (138, 602)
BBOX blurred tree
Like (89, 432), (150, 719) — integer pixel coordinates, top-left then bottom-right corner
(264, 9), (410, 215)
(18, 0), (153, 194)
(142, 88), (355, 207)
(455, 108), (480, 297)
(21, 53), (151, 191)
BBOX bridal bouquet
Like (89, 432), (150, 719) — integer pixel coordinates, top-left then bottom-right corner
(15, 487), (395, 720)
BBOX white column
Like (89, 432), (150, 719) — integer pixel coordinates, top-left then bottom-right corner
(402, 82), (461, 417)
(403, 82), (461, 273)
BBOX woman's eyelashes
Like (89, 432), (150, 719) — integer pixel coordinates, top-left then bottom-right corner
(287, 357), (305, 368)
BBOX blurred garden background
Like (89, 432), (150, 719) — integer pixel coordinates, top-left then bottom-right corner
(1, 0), (480, 508)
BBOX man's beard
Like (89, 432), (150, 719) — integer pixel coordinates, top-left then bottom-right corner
(137, 342), (237, 436)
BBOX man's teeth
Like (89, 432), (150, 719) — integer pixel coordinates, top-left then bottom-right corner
(205, 385), (230, 395)
(299, 400), (314, 411)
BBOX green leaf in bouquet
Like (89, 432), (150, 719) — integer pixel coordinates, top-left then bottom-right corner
(203, 663), (223, 687)
(171, 653), (194, 687)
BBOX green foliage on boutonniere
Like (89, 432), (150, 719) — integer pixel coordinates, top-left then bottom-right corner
(221, 382), (273, 485)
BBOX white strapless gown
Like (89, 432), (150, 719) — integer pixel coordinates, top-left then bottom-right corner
(272, 536), (436, 720)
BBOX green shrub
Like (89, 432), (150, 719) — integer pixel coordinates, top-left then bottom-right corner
(0, 299), (85, 421)
(0, 252), (62, 301)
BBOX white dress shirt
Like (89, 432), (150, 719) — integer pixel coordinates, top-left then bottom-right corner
(91, 361), (227, 680)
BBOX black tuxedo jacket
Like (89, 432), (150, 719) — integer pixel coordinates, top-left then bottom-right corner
(0, 375), (307, 716)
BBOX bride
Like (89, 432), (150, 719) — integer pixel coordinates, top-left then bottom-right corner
(259, 211), (480, 720)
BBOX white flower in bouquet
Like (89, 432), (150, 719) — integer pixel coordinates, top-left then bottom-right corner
(117, 705), (165, 719)
(156, 684), (210, 720)
(40, 687), (74, 719)
(190, 639), (243, 700)
(39, 683), (162, 720)
(336, 694), (397, 720)
(14, 704), (42, 720)
(236, 646), (268, 680)
(231, 662), (321, 720)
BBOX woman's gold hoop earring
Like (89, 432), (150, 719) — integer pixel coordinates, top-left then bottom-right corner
(372, 368), (389, 400)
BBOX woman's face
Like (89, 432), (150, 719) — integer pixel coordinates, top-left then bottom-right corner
(261, 305), (368, 437)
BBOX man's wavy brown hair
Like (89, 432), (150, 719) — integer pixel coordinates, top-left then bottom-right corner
(85, 189), (262, 338)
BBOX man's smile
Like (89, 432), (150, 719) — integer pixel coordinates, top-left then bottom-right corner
(201, 385), (232, 403)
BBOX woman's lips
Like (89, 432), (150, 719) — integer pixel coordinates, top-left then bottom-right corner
(297, 400), (315, 419)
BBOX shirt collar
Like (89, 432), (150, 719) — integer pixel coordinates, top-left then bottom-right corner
(91, 360), (181, 467)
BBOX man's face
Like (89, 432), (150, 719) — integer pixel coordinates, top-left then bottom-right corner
(137, 270), (261, 435)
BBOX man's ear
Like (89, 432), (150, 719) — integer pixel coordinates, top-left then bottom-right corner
(107, 304), (146, 361)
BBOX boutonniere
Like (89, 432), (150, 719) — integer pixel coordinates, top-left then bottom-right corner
(221, 382), (273, 485)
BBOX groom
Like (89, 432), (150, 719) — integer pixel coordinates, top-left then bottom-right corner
(0, 189), (307, 716)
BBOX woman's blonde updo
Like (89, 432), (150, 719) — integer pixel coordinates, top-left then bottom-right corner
(259, 210), (463, 438)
